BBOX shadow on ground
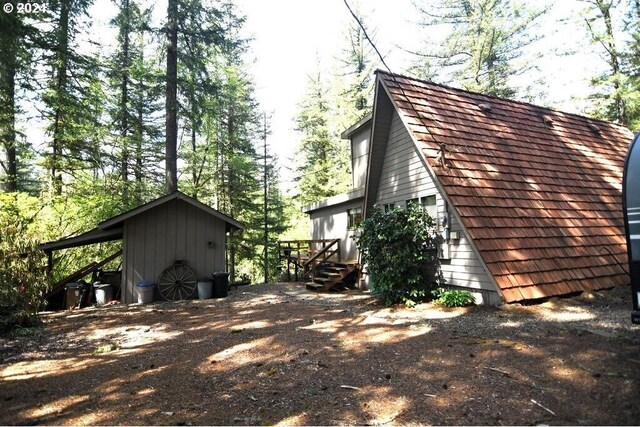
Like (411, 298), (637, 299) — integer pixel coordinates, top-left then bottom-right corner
(0, 284), (638, 425)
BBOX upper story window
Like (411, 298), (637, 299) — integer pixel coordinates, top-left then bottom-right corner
(347, 207), (363, 230)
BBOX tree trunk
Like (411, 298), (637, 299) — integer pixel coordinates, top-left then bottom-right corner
(597, 0), (627, 124)
(0, 46), (17, 192)
(263, 114), (269, 283)
(120, 0), (131, 201)
(51, 0), (70, 196)
(191, 123), (197, 196)
(165, 0), (178, 194)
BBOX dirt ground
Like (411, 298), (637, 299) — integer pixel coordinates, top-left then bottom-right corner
(1, 283), (639, 426)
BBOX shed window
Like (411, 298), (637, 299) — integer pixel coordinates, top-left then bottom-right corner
(347, 207), (363, 229)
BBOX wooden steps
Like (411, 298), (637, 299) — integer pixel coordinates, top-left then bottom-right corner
(305, 262), (358, 292)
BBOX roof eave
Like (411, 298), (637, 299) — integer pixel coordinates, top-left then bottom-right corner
(340, 113), (373, 139)
(39, 227), (123, 252)
(302, 188), (365, 213)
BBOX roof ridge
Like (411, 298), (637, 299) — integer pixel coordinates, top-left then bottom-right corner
(374, 68), (630, 132)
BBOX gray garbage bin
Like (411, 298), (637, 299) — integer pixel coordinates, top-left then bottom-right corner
(136, 281), (155, 304)
(213, 272), (230, 298)
(197, 278), (214, 299)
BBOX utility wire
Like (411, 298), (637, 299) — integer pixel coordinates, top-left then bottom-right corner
(342, 0), (393, 75)
(342, 0), (440, 147)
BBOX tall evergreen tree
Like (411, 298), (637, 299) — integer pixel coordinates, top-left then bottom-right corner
(165, 0), (178, 194)
(337, 4), (377, 122)
(42, 0), (102, 195)
(103, 0), (164, 205)
(0, 4), (43, 192)
(581, 0), (640, 128)
(294, 70), (350, 206)
(411, 0), (548, 98)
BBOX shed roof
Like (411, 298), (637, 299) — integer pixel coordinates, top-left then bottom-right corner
(39, 191), (244, 253)
(372, 70), (633, 303)
(99, 191), (244, 231)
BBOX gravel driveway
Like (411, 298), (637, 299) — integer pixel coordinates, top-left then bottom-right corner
(1, 283), (638, 425)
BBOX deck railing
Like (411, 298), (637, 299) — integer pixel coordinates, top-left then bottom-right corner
(277, 239), (341, 281)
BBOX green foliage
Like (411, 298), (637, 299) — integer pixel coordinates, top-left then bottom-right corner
(336, 3), (377, 125)
(412, 0), (548, 99)
(433, 288), (476, 307)
(356, 206), (442, 307)
(0, 193), (50, 328)
(581, 0), (640, 130)
(294, 70), (351, 206)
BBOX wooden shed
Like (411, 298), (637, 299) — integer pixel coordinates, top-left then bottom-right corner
(40, 191), (243, 304)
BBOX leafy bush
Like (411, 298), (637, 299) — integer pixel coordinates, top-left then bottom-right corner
(0, 193), (51, 332)
(356, 206), (442, 307)
(433, 288), (476, 307)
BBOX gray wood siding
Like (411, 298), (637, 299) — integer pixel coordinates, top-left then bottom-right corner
(351, 125), (370, 189)
(374, 110), (499, 302)
(365, 81), (395, 214)
(122, 199), (225, 303)
(310, 199), (362, 262)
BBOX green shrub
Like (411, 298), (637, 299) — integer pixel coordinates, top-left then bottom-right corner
(433, 288), (476, 307)
(356, 206), (442, 307)
(0, 193), (51, 330)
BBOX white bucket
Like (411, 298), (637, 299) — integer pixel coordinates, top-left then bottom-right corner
(94, 284), (113, 305)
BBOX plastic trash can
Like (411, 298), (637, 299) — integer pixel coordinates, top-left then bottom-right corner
(213, 272), (230, 298)
(93, 283), (113, 305)
(65, 282), (85, 310)
(197, 278), (214, 299)
(136, 281), (155, 304)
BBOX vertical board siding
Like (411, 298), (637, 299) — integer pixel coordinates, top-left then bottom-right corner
(310, 199), (363, 262)
(351, 126), (370, 189)
(122, 199), (226, 303)
(375, 110), (498, 297)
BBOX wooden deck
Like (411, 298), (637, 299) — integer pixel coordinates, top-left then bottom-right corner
(277, 239), (360, 291)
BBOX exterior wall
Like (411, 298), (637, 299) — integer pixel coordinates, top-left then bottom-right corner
(309, 198), (363, 262)
(374, 110), (501, 304)
(121, 199), (226, 303)
(351, 124), (370, 189)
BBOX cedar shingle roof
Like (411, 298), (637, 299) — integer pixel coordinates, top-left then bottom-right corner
(376, 70), (632, 303)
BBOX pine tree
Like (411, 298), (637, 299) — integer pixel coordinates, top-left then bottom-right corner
(0, 4), (43, 192)
(104, 0), (163, 205)
(582, 0), (640, 128)
(165, 0), (178, 193)
(337, 4), (377, 123)
(412, 0), (548, 98)
(625, 0), (640, 129)
(294, 69), (351, 206)
(41, 0), (102, 195)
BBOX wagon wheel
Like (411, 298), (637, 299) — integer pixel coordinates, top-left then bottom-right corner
(157, 264), (197, 301)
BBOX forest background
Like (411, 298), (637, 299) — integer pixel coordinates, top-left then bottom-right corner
(1, 0), (639, 314)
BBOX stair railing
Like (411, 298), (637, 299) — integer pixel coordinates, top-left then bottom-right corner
(303, 238), (341, 279)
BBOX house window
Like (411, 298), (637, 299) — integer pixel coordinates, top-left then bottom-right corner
(383, 203), (395, 213)
(421, 195), (437, 219)
(406, 195), (437, 219)
(347, 207), (363, 229)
